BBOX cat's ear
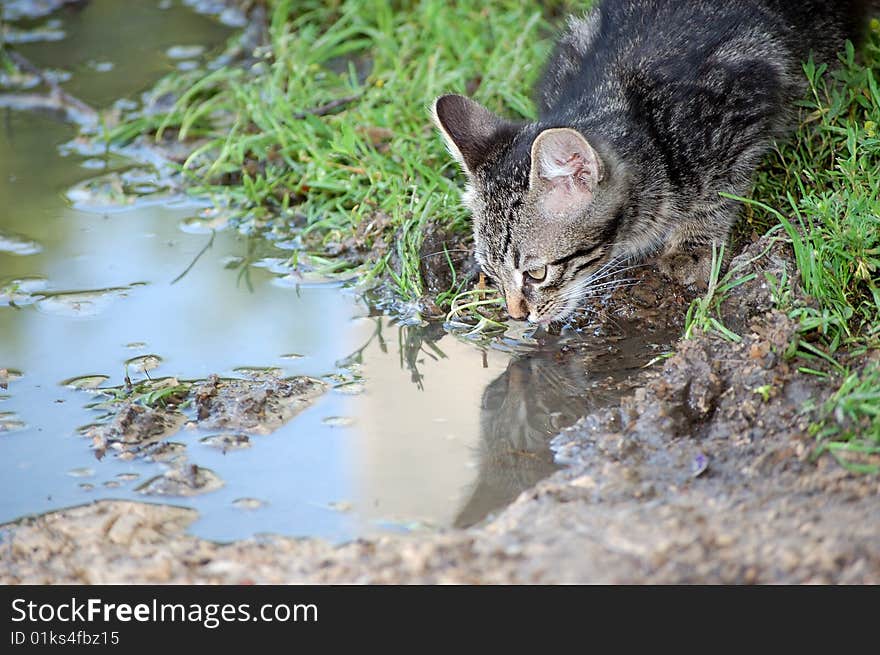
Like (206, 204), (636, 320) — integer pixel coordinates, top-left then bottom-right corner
(432, 94), (517, 176)
(529, 127), (604, 217)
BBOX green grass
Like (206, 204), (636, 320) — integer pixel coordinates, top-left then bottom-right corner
(683, 242), (760, 343)
(811, 363), (880, 470)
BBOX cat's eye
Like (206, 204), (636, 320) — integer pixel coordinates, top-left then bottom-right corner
(524, 265), (547, 282)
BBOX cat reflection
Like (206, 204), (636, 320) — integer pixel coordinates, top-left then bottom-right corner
(454, 353), (602, 528)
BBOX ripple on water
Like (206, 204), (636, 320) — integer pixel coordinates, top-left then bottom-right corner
(66, 169), (172, 212)
(0, 277), (47, 307)
(181, 0), (247, 27)
(35, 286), (133, 318)
(322, 416), (355, 428)
(332, 381), (365, 396)
(166, 44), (206, 59)
(232, 498), (265, 510)
(67, 467), (95, 478)
(232, 366), (283, 377)
(179, 210), (231, 234)
(87, 60), (115, 73)
(61, 375), (110, 390)
(2, 0), (68, 20)
(200, 433), (251, 451)
(0, 231), (43, 256)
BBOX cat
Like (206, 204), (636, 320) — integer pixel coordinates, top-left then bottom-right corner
(432, 0), (873, 324)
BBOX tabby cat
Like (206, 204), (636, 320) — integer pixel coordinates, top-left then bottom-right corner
(433, 0), (872, 323)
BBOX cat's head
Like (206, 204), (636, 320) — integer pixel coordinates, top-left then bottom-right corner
(432, 94), (628, 324)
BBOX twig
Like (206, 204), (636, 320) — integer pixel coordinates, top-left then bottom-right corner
(292, 93), (361, 119)
(171, 231), (215, 285)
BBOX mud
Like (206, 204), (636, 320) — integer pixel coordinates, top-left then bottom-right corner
(191, 374), (327, 435)
(4, 232), (878, 583)
(86, 402), (187, 457)
(78, 373), (326, 471)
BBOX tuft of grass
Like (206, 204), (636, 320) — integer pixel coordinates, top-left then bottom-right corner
(444, 285), (507, 339)
(94, 377), (192, 410)
(684, 244), (741, 342)
(683, 242), (763, 343)
(811, 363), (880, 473)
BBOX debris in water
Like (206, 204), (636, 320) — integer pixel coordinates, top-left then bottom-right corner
(322, 416), (355, 428)
(327, 501), (352, 513)
(136, 464), (224, 497)
(125, 355), (162, 374)
(36, 287), (133, 318)
(0, 411), (26, 433)
(0, 278), (47, 307)
(232, 498), (265, 510)
(84, 402), (186, 457)
(67, 467), (94, 478)
(200, 433), (251, 452)
(691, 453), (710, 478)
(61, 375), (109, 390)
(166, 44), (205, 59)
(192, 373), (326, 435)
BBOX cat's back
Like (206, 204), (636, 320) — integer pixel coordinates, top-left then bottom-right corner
(538, 0), (870, 118)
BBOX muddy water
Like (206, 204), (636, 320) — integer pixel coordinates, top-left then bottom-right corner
(0, 1), (673, 542)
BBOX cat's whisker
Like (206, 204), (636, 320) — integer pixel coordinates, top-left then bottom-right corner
(583, 280), (639, 295)
(418, 249), (475, 260)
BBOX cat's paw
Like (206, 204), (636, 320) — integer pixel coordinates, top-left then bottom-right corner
(657, 246), (714, 289)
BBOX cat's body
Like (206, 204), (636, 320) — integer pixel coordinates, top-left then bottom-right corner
(433, 0), (872, 323)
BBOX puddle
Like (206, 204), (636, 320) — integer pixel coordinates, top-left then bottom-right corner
(0, 0), (676, 543)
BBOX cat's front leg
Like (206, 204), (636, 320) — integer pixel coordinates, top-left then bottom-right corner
(657, 214), (733, 289)
(657, 241), (719, 289)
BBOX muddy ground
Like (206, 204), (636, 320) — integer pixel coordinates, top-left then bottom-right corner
(3, 232), (878, 584)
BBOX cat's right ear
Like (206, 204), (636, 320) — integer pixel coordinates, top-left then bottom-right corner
(528, 127), (604, 219)
(431, 95), (516, 176)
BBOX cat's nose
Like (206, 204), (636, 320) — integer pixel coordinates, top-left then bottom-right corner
(505, 291), (528, 321)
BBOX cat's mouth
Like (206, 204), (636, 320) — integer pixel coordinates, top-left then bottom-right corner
(528, 312), (556, 326)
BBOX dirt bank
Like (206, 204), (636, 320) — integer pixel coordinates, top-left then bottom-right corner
(3, 233), (878, 584)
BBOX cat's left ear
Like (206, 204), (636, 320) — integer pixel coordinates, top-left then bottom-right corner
(529, 127), (604, 218)
(432, 94), (518, 176)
